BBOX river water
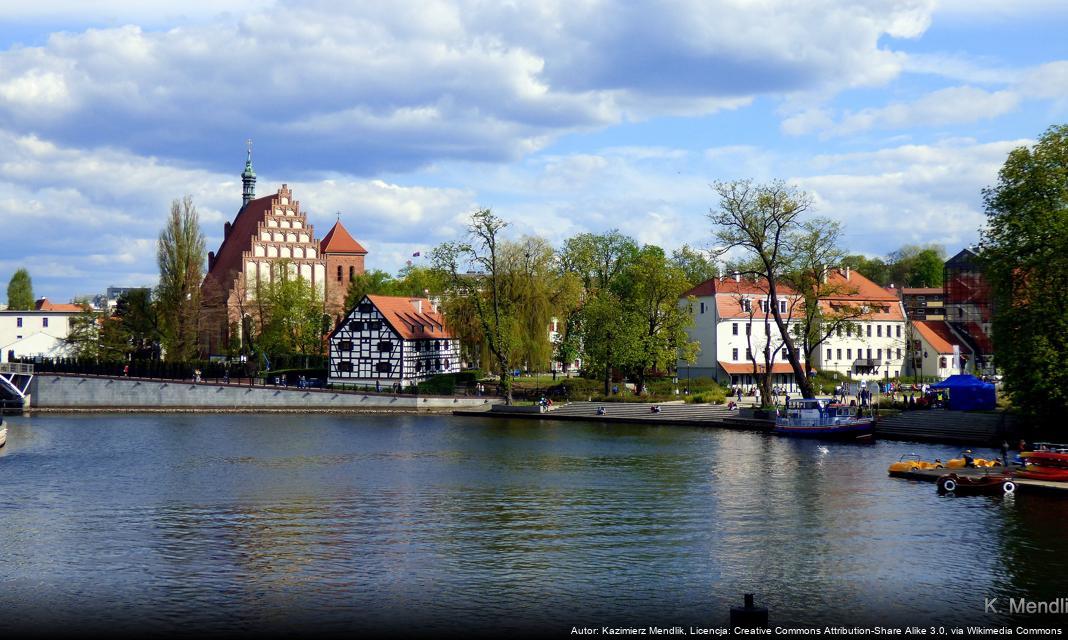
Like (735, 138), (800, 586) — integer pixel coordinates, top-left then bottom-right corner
(0, 413), (1065, 635)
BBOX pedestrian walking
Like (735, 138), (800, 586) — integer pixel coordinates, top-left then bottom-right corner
(1001, 440), (1010, 467)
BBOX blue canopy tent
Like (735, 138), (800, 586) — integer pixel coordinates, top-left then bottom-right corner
(929, 374), (996, 411)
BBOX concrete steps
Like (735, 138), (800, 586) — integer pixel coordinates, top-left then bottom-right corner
(875, 409), (1016, 444)
(545, 401), (738, 423)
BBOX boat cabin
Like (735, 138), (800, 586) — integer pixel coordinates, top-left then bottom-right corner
(780, 397), (863, 427)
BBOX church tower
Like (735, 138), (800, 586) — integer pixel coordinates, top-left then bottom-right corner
(320, 218), (368, 319)
(241, 140), (256, 206)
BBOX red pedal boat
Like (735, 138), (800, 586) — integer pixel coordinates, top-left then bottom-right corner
(1019, 443), (1068, 482)
(936, 472), (1017, 495)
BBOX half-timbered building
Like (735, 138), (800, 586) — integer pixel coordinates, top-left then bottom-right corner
(328, 294), (460, 388)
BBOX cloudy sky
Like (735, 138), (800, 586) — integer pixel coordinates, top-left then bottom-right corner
(2, 0), (1066, 302)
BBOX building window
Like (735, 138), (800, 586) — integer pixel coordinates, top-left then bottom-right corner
(732, 323), (738, 335)
(700, 302), (705, 314)
(349, 266), (355, 280)
(370, 321), (382, 331)
(759, 300), (768, 313)
(16, 317), (22, 328)
(745, 323), (751, 335)
(745, 348), (752, 360)
(939, 356), (947, 368)
(376, 362), (392, 373)
(417, 361), (424, 372)
(847, 348), (852, 359)
(877, 325), (882, 337)
(358, 303), (372, 314)
(765, 323), (770, 336)
(732, 348), (739, 361)
(377, 341), (393, 352)
(338, 361), (352, 372)
(836, 326), (841, 337)
(866, 325), (872, 337)
(779, 300), (787, 313)
(836, 349), (842, 360)
(896, 348), (902, 359)
(43, 317), (49, 328)
(896, 325), (901, 338)
(435, 340), (441, 351)
(826, 348), (832, 360)
(867, 348), (872, 360)
(877, 348), (882, 360)
(741, 299), (751, 312)
(348, 320), (364, 332)
(846, 326), (852, 337)
(337, 265), (343, 282)
(444, 359), (450, 369)
(338, 340), (353, 352)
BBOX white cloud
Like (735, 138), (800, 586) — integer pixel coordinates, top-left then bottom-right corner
(784, 86), (1020, 137)
(0, 1), (938, 173)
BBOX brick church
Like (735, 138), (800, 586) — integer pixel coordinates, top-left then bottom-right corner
(198, 148), (368, 356)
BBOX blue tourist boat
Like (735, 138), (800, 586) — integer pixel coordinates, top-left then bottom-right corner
(774, 397), (876, 442)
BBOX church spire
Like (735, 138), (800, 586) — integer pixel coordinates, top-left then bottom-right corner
(241, 139), (256, 206)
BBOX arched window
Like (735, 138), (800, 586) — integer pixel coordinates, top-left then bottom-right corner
(337, 265), (342, 282)
(349, 265), (355, 280)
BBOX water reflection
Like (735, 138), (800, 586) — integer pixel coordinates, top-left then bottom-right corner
(0, 413), (1064, 632)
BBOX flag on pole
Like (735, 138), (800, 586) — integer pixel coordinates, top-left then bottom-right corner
(412, 251), (421, 257)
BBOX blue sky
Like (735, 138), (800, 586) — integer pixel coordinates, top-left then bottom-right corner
(1, 0), (1066, 303)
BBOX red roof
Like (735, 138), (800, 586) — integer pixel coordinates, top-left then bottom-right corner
(320, 221), (367, 255)
(683, 276), (796, 298)
(912, 320), (961, 354)
(35, 298), (84, 312)
(206, 192), (277, 280)
(718, 361), (811, 375)
(367, 295), (452, 340)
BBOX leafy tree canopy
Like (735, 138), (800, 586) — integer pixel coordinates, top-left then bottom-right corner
(6, 268), (34, 310)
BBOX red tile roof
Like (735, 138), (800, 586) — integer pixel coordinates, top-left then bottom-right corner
(367, 295), (453, 340)
(912, 320), (961, 354)
(35, 298), (84, 312)
(320, 221), (367, 255)
(683, 276), (796, 298)
(206, 192), (277, 280)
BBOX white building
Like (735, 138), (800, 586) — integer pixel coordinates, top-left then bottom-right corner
(678, 274), (808, 391)
(808, 268), (908, 380)
(909, 320), (967, 379)
(0, 298), (82, 363)
(678, 267), (909, 390)
(328, 294), (460, 388)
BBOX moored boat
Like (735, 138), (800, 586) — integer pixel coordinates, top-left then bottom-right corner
(936, 472), (1016, 495)
(1018, 443), (1068, 482)
(0, 419), (6, 448)
(774, 397), (875, 442)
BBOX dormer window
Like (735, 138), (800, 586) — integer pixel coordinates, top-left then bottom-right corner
(741, 299), (751, 312)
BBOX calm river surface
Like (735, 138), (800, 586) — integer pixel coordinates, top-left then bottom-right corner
(1, 413), (1066, 634)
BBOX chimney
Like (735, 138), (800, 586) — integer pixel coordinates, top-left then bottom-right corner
(208, 251), (215, 270)
(224, 222), (231, 238)
(844, 266), (850, 280)
(733, 271), (740, 283)
(821, 265), (828, 284)
(412, 299), (423, 314)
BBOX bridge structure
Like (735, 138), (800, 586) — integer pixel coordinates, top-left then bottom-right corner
(0, 362), (33, 412)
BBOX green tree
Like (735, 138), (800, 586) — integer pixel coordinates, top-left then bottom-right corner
(252, 261), (327, 361)
(671, 244), (718, 287)
(841, 254), (889, 286)
(888, 244), (945, 287)
(343, 269), (395, 310)
(156, 196), (205, 361)
(980, 124), (1068, 427)
(6, 268), (34, 310)
(115, 288), (162, 360)
(433, 209), (517, 404)
(580, 290), (642, 396)
(709, 179), (817, 398)
(64, 299), (102, 359)
(616, 245), (697, 393)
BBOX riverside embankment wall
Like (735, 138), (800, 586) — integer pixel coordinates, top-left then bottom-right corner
(29, 374), (498, 412)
